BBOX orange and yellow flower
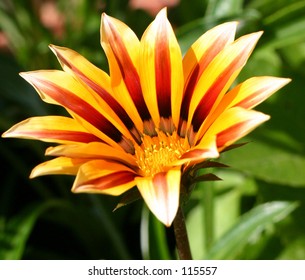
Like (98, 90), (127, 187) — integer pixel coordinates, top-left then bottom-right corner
(2, 9), (290, 226)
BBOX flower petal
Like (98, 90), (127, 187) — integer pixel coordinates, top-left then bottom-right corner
(179, 21), (237, 135)
(135, 167), (181, 226)
(20, 70), (134, 152)
(30, 157), (87, 178)
(188, 31), (263, 140)
(196, 77), (290, 143)
(101, 13), (154, 134)
(72, 160), (136, 195)
(46, 142), (137, 167)
(178, 136), (219, 165)
(140, 8), (183, 132)
(220, 76), (291, 110)
(2, 116), (100, 144)
(49, 45), (141, 143)
(202, 107), (270, 150)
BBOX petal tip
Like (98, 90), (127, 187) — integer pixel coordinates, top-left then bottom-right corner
(254, 30), (264, 40)
(1, 122), (22, 138)
(154, 7), (168, 23)
(281, 77), (292, 86)
(29, 167), (41, 179)
(48, 44), (60, 54)
(19, 71), (35, 83)
(101, 12), (111, 26)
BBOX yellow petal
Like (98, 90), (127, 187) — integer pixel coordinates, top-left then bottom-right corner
(198, 76), (290, 142)
(202, 107), (270, 150)
(196, 77), (290, 143)
(177, 135), (219, 165)
(46, 142), (137, 167)
(140, 8), (183, 132)
(101, 13), (151, 133)
(72, 160), (136, 195)
(183, 21), (237, 83)
(49, 45), (112, 94)
(2, 116), (100, 144)
(49, 45), (141, 143)
(135, 167), (181, 226)
(30, 157), (87, 178)
(179, 22), (237, 134)
(220, 76), (291, 110)
(20, 70), (134, 151)
(188, 31), (263, 138)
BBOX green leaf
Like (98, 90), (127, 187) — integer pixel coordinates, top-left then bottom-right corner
(140, 206), (171, 260)
(205, 201), (298, 259)
(221, 133), (305, 187)
(263, 1), (305, 26)
(205, 0), (243, 18)
(187, 184), (241, 260)
(0, 200), (67, 259)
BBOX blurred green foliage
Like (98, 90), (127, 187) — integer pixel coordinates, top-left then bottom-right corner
(1, 0), (305, 260)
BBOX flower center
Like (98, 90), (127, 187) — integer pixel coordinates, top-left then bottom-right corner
(135, 131), (189, 177)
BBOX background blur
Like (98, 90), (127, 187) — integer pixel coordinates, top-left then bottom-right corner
(1, 0), (305, 260)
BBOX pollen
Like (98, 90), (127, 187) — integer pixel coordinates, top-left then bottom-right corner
(135, 131), (190, 177)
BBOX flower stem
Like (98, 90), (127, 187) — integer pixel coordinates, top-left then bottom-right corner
(173, 206), (192, 260)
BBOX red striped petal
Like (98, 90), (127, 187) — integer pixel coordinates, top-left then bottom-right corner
(179, 22), (237, 135)
(195, 77), (290, 144)
(46, 142), (137, 167)
(136, 167), (181, 226)
(30, 157), (87, 178)
(72, 160), (136, 195)
(20, 71), (135, 152)
(154, 15), (172, 120)
(178, 136), (219, 165)
(187, 32), (263, 145)
(2, 116), (100, 144)
(50, 45), (141, 143)
(140, 8), (183, 133)
(101, 14), (154, 133)
(228, 77), (291, 109)
(202, 107), (270, 150)
(191, 33), (263, 132)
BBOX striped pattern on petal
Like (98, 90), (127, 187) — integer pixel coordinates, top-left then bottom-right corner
(202, 107), (270, 150)
(50, 45), (141, 143)
(30, 157), (87, 178)
(45, 142), (137, 167)
(179, 21), (237, 136)
(140, 8), (183, 133)
(2, 116), (100, 144)
(196, 77), (290, 142)
(20, 70), (134, 152)
(72, 160), (137, 195)
(101, 13), (154, 134)
(178, 136), (219, 165)
(224, 76), (291, 110)
(136, 167), (181, 227)
(188, 32), (263, 143)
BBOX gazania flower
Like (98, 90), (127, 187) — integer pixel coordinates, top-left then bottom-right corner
(2, 9), (290, 226)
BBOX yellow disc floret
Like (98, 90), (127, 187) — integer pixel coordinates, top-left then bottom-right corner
(135, 131), (189, 177)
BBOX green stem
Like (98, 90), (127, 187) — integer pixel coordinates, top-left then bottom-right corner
(203, 183), (214, 251)
(173, 206), (192, 260)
